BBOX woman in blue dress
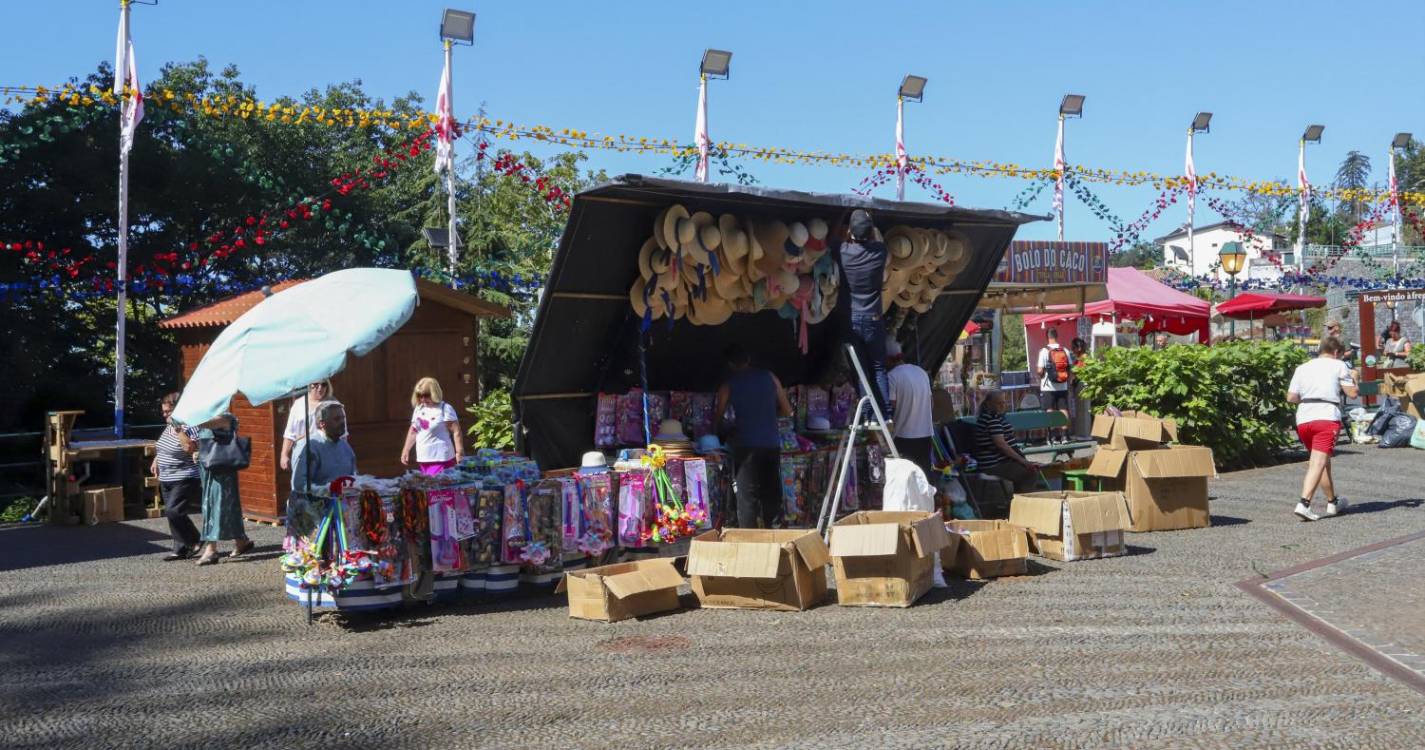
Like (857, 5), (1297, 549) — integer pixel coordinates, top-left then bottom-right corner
(195, 414), (254, 565)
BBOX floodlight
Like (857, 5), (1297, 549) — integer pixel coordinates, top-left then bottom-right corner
(700, 49), (732, 79)
(440, 9), (475, 44)
(1191, 112), (1212, 133)
(423, 227), (451, 248)
(1301, 124), (1324, 143)
(898, 75), (927, 102)
(1392, 132), (1413, 150)
(1059, 94), (1085, 117)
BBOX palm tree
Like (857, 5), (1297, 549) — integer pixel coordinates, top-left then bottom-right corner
(1334, 150), (1372, 222)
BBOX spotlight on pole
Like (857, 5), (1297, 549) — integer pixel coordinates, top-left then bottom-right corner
(1059, 94), (1085, 118)
(1191, 112), (1212, 133)
(1392, 132), (1413, 150)
(439, 8), (475, 44)
(1302, 124), (1324, 143)
(423, 227), (452, 249)
(898, 75), (927, 102)
(700, 48), (732, 79)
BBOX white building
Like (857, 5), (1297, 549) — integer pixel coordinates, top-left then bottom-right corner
(1155, 222), (1288, 280)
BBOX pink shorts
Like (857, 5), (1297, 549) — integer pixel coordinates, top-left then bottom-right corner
(418, 459), (457, 475)
(1296, 420), (1340, 455)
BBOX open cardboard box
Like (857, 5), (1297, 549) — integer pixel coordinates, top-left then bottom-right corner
(1091, 410), (1179, 450)
(943, 520), (1037, 579)
(1384, 372), (1425, 419)
(1087, 445), (1216, 532)
(686, 528), (830, 611)
(555, 558), (686, 623)
(830, 511), (955, 607)
(1009, 491), (1131, 561)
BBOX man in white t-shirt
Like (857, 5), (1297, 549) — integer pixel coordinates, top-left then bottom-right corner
(1286, 337), (1358, 521)
(1034, 328), (1074, 444)
(886, 339), (936, 481)
(279, 380), (349, 470)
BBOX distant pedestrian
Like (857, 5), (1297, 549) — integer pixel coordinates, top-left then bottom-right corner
(715, 344), (793, 528)
(832, 209), (890, 415)
(280, 380), (347, 470)
(1153, 333), (1170, 350)
(1034, 328), (1074, 444)
(292, 402), (358, 491)
(152, 392), (201, 561)
(1287, 336), (1358, 521)
(194, 414), (253, 565)
(886, 338), (935, 481)
(1383, 321), (1411, 369)
(400, 377), (463, 475)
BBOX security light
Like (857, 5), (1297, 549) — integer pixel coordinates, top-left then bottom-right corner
(898, 75), (927, 102)
(700, 49), (732, 79)
(1392, 132), (1413, 150)
(423, 227), (451, 248)
(1191, 112), (1212, 133)
(1301, 124), (1324, 143)
(440, 9), (475, 44)
(1059, 94), (1085, 117)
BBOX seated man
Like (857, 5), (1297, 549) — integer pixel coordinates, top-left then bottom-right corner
(971, 391), (1041, 493)
(290, 401), (358, 492)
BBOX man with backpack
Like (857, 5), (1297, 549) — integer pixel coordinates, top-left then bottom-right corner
(1034, 328), (1074, 444)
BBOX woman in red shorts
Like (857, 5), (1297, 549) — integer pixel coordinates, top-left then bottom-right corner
(1286, 337), (1358, 521)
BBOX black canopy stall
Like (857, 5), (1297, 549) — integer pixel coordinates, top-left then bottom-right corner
(513, 175), (1042, 469)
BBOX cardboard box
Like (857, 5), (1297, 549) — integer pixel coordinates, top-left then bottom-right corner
(943, 520), (1037, 579)
(1091, 411), (1178, 450)
(829, 511), (956, 607)
(1384, 373), (1425, 420)
(686, 528), (830, 611)
(83, 486), (125, 525)
(555, 558), (685, 623)
(1009, 491), (1130, 561)
(1087, 445), (1216, 532)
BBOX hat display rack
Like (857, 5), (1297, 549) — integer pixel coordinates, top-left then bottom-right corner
(628, 203), (974, 341)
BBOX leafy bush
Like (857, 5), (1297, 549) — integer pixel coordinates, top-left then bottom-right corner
(1075, 341), (1310, 468)
(466, 388), (515, 451)
(1409, 343), (1425, 373)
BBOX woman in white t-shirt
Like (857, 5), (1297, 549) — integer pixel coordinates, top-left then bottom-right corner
(399, 377), (464, 475)
(1286, 337), (1358, 522)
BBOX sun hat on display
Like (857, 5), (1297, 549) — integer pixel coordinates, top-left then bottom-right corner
(580, 451), (609, 473)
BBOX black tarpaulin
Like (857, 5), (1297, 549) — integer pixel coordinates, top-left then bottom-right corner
(513, 175), (1043, 469)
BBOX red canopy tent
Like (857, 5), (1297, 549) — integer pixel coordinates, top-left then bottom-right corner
(1215, 291), (1326, 319)
(1023, 267), (1212, 343)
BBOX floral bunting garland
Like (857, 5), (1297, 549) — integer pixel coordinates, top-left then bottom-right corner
(7, 83), (1420, 206)
(1005, 179), (1051, 212)
(852, 164), (955, 205)
(1109, 185), (1184, 253)
(1063, 172), (1125, 236)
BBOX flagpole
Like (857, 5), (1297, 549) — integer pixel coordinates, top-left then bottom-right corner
(1185, 128), (1195, 277)
(895, 95), (906, 201)
(695, 73), (709, 183)
(443, 39), (459, 283)
(114, 0), (132, 438)
(1054, 114), (1066, 242)
(1389, 145), (1400, 281)
(1296, 138), (1308, 263)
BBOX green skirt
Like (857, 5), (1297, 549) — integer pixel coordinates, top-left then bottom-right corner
(200, 467), (247, 542)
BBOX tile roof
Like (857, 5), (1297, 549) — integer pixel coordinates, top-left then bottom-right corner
(160, 277), (510, 329)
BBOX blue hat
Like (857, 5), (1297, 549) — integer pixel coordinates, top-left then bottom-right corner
(695, 434), (726, 454)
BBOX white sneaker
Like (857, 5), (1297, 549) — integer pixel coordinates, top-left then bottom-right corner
(1294, 502), (1321, 522)
(1326, 497), (1348, 516)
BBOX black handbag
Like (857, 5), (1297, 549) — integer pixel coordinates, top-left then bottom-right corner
(199, 417), (251, 472)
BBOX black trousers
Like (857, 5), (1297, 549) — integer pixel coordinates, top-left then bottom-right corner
(847, 312), (890, 417)
(895, 436), (936, 483)
(732, 447), (782, 529)
(160, 478), (201, 552)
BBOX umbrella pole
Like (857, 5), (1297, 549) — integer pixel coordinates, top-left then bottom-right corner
(304, 396), (314, 626)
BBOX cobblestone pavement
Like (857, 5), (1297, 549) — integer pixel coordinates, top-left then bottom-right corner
(1263, 535), (1425, 680)
(2, 447), (1424, 749)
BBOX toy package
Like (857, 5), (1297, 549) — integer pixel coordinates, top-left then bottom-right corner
(560, 477), (582, 547)
(615, 389), (646, 445)
(595, 393), (618, 447)
(805, 386), (830, 424)
(519, 481), (563, 576)
(830, 383), (856, 428)
(427, 488), (470, 572)
(686, 393), (716, 438)
(575, 471), (616, 556)
(464, 486), (504, 570)
(617, 470), (652, 547)
(780, 453), (811, 526)
(681, 458), (712, 531)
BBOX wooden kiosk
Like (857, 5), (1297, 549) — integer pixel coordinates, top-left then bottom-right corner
(1357, 288), (1423, 391)
(160, 278), (509, 522)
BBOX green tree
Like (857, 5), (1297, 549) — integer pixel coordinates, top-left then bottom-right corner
(1334, 150), (1372, 223)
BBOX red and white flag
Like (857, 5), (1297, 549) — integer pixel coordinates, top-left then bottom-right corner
(895, 97), (907, 201)
(113, 4), (130, 97)
(1184, 132), (1196, 222)
(694, 76), (710, 183)
(119, 41), (143, 157)
(1052, 117), (1066, 240)
(1388, 147), (1399, 205)
(434, 50), (455, 174)
(1297, 143), (1311, 241)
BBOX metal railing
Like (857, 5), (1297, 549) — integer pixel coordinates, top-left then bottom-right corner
(1301, 243), (1425, 259)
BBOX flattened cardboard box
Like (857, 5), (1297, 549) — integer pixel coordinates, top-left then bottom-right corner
(943, 520), (1037, 579)
(83, 486), (124, 525)
(830, 511), (955, 608)
(555, 558), (685, 623)
(1384, 373), (1425, 420)
(1009, 491), (1130, 561)
(686, 528), (831, 611)
(1087, 445), (1215, 532)
(1091, 411), (1178, 450)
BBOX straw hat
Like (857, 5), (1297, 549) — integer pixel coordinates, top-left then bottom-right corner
(805, 218), (829, 253)
(652, 207), (672, 251)
(884, 226), (915, 260)
(786, 221), (809, 260)
(680, 211), (719, 265)
(718, 215), (749, 269)
(751, 219), (789, 280)
(660, 204), (692, 253)
(943, 233), (967, 263)
(907, 228), (932, 266)
(894, 285), (919, 308)
(629, 277), (666, 319)
(654, 418), (688, 441)
(691, 287), (734, 325)
(637, 237), (661, 281)
(712, 257), (743, 298)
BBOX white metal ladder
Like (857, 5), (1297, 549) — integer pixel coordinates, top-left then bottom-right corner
(815, 344), (900, 541)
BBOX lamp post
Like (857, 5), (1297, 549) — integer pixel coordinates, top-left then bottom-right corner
(436, 9), (475, 281)
(1055, 94), (1085, 242)
(1186, 112), (1211, 277)
(895, 75), (926, 201)
(695, 49), (731, 183)
(1390, 132), (1412, 282)
(1297, 124), (1324, 264)
(1219, 241), (1247, 338)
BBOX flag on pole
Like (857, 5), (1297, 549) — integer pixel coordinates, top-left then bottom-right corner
(1184, 132), (1197, 205)
(434, 49), (456, 175)
(119, 41), (143, 156)
(1388, 148), (1398, 205)
(694, 75), (710, 183)
(1297, 142), (1311, 251)
(113, 3), (130, 97)
(895, 97), (907, 201)
(1053, 117), (1066, 241)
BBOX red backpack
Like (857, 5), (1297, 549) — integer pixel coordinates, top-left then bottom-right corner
(1048, 347), (1072, 383)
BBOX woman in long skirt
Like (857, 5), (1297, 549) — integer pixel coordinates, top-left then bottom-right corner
(195, 415), (254, 565)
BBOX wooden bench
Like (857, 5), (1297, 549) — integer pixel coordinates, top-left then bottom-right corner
(958, 410), (1096, 463)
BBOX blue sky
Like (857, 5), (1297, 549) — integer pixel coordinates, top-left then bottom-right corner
(4, 0), (1424, 241)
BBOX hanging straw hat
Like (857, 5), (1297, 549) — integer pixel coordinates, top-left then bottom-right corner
(805, 218), (829, 254)
(679, 211), (718, 265)
(660, 204), (691, 253)
(712, 256), (744, 299)
(718, 214), (749, 270)
(906, 228), (932, 267)
(884, 227), (915, 260)
(652, 208), (671, 251)
(691, 287), (734, 325)
(785, 221), (809, 261)
(637, 237), (662, 281)
(630, 277), (668, 319)
(751, 219), (789, 281)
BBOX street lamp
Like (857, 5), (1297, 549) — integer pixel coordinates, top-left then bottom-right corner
(1220, 241), (1248, 338)
(439, 9), (475, 44)
(1390, 132), (1413, 280)
(694, 49), (732, 183)
(1186, 112), (1212, 277)
(435, 8), (475, 282)
(895, 75), (927, 200)
(1296, 125), (1324, 262)
(1054, 94), (1085, 241)
(700, 48), (732, 79)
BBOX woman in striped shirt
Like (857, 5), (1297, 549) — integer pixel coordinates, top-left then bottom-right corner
(151, 392), (202, 560)
(971, 391), (1041, 493)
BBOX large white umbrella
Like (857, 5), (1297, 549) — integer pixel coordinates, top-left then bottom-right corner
(173, 268), (418, 426)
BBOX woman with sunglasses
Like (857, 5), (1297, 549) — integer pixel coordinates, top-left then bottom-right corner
(279, 380), (347, 471)
(151, 392), (202, 560)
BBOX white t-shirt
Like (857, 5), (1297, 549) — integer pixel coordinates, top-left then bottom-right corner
(411, 402), (461, 462)
(282, 395), (349, 442)
(1288, 358), (1355, 425)
(887, 363), (934, 439)
(1037, 344), (1073, 392)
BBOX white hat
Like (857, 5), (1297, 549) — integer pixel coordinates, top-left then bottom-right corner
(580, 451), (609, 472)
(807, 416), (832, 431)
